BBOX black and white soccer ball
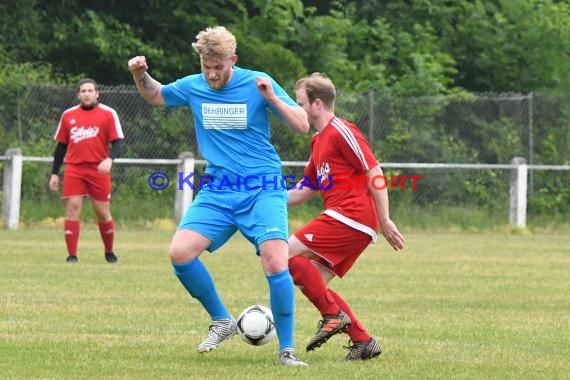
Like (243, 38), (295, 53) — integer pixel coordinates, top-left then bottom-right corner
(236, 305), (276, 346)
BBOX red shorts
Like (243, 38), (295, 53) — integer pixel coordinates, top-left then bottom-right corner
(62, 164), (111, 202)
(293, 214), (372, 278)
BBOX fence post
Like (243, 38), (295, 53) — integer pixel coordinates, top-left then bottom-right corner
(527, 92), (534, 195)
(2, 148), (23, 230)
(509, 157), (527, 228)
(175, 152), (195, 223)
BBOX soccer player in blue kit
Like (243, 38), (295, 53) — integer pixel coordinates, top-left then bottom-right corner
(128, 26), (309, 366)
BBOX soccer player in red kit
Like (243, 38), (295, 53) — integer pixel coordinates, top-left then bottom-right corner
(49, 78), (124, 264)
(288, 73), (406, 360)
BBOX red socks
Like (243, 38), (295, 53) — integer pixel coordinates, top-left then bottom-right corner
(288, 255), (371, 343)
(64, 220), (115, 256)
(98, 220), (115, 254)
(289, 255), (340, 316)
(64, 220), (80, 256)
(328, 288), (370, 343)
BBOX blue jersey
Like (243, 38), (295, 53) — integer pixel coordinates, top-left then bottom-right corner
(161, 66), (297, 188)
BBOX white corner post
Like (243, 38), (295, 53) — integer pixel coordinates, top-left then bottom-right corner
(509, 157), (528, 228)
(3, 148), (23, 230)
(175, 152), (195, 224)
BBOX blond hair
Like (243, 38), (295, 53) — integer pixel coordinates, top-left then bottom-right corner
(192, 26), (237, 59)
(295, 72), (336, 108)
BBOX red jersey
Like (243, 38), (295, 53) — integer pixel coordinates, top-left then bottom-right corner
(304, 116), (380, 241)
(54, 103), (124, 165)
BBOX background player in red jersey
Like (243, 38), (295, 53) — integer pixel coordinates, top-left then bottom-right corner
(288, 73), (406, 361)
(49, 78), (124, 264)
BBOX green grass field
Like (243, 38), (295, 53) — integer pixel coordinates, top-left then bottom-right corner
(1, 226), (568, 379)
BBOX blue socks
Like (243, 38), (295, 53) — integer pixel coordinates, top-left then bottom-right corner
(174, 259), (296, 351)
(267, 268), (295, 351)
(173, 259), (230, 320)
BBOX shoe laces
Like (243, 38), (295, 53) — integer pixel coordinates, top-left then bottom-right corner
(281, 349), (293, 357)
(280, 349), (307, 365)
(315, 313), (338, 329)
(316, 312), (346, 332)
(343, 338), (365, 352)
(208, 320), (230, 337)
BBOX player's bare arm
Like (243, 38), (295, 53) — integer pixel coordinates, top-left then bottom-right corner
(256, 77), (309, 134)
(128, 56), (165, 106)
(366, 165), (406, 251)
(287, 185), (318, 206)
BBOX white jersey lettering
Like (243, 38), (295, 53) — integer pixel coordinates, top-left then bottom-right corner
(70, 126), (100, 143)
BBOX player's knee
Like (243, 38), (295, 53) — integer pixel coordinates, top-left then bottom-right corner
(66, 202), (79, 211)
(168, 241), (200, 263)
(168, 241), (185, 262)
(66, 210), (80, 220)
(263, 255), (289, 275)
(96, 213), (112, 223)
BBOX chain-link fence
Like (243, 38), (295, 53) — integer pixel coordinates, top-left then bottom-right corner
(1, 84), (568, 225)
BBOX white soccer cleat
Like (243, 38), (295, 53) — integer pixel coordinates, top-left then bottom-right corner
(279, 349), (308, 367)
(196, 317), (238, 353)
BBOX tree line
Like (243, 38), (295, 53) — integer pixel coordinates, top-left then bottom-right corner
(2, 0), (569, 94)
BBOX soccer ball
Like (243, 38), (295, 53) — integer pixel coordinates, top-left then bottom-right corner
(236, 305), (276, 346)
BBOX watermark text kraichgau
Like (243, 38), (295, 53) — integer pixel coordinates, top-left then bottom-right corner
(146, 172), (422, 191)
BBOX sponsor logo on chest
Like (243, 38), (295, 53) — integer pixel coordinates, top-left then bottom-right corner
(70, 126), (100, 143)
(202, 103), (248, 129)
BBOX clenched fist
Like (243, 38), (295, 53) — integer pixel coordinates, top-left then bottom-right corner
(128, 56), (148, 79)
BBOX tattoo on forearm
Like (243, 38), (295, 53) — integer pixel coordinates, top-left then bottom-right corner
(139, 72), (156, 92)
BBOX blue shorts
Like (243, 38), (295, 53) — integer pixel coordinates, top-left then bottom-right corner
(178, 188), (288, 254)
